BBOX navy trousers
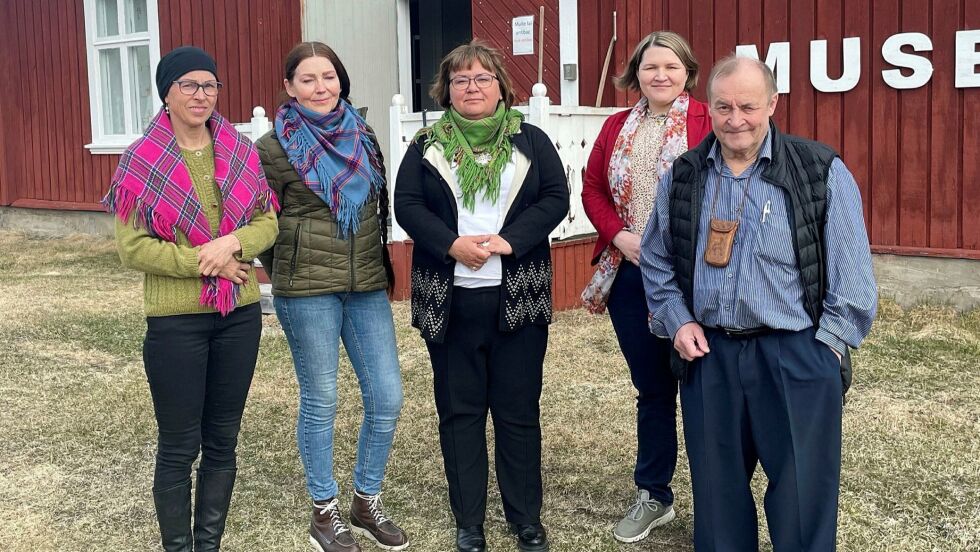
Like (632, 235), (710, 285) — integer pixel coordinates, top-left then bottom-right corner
(606, 262), (678, 506)
(681, 327), (843, 551)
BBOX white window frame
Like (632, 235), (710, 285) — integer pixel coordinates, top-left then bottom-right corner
(83, 0), (161, 154)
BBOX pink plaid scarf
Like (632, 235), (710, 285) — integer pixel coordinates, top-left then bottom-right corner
(103, 108), (279, 315)
(581, 93), (690, 313)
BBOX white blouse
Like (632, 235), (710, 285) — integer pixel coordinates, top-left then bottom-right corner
(453, 154), (517, 288)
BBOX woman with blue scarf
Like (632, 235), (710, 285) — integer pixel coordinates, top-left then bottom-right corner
(256, 42), (407, 552)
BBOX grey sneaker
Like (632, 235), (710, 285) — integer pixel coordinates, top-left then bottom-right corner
(612, 489), (676, 543)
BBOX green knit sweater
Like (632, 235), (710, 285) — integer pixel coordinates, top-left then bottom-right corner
(114, 145), (279, 317)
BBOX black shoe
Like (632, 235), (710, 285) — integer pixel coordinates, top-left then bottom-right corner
(152, 481), (193, 552)
(508, 523), (549, 552)
(456, 524), (486, 552)
(193, 469), (237, 551)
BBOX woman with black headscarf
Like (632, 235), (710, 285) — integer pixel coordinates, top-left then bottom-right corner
(103, 46), (278, 551)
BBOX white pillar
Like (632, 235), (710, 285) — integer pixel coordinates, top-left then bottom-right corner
(389, 94), (408, 242)
(558, 0), (579, 106)
(396, 0), (415, 109)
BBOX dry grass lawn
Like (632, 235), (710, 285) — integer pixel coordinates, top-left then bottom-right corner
(0, 231), (978, 551)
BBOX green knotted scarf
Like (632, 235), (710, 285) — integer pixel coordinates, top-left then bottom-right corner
(421, 102), (524, 211)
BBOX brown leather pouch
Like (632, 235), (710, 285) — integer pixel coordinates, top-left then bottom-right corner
(704, 218), (739, 267)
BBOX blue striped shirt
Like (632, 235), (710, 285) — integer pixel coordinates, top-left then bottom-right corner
(639, 131), (878, 354)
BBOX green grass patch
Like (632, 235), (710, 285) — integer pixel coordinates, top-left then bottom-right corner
(0, 231), (977, 551)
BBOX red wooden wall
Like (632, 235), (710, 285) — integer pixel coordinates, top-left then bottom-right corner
(0, 0), (300, 210)
(471, 0), (562, 104)
(0, 1), (18, 208)
(574, 0), (980, 259)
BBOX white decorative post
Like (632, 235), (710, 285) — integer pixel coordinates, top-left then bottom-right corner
(389, 94), (408, 242)
(250, 106), (270, 139)
(528, 83), (552, 139)
(252, 104), (274, 314)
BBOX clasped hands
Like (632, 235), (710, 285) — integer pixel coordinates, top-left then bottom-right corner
(197, 234), (250, 285)
(449, 234), (512, 271)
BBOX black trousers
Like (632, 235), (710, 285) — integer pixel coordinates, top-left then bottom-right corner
(426, 286), (547, 527)
(606, 262), (678, 506)
(682, 327), (843, 551)
(143, 303), (262, 490)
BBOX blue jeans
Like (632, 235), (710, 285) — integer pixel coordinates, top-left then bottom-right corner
(275, 290), (403, 501)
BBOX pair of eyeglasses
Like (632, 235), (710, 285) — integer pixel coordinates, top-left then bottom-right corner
(449, 74), (497, 90)
(173, 80), (223, 97)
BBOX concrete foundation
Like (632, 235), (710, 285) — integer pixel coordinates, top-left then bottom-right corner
(873, 254), (980, 311)
(0, 206), (114, 238)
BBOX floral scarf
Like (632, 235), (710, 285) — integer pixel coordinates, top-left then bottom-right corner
(581, 92), (690, 313)
(103, 108), (279, 315)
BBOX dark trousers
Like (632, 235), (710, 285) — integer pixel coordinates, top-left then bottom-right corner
(606, 262), (678, 506)
(426, 286), (547, 527)
(143, 303), (262, 490)
(682, 327), (843, 551)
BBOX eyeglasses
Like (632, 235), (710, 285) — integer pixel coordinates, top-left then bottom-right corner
(173, 80), (223, 97)
(449, 74), (498, 91)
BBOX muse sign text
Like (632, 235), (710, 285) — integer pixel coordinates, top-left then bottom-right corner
(736, 30), (980, 93)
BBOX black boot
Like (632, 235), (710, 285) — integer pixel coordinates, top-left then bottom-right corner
(153, 481), (193, 552)
(193, 469), (237, 551)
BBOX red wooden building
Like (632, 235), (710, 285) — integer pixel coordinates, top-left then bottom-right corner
(451, 0), (979, 308)
(473, 0), (979, 260)
(0, 0), (976, 308)
(0, 0), (301, 212)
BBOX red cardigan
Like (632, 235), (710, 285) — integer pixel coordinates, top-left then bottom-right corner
(581, 98), (711, 263)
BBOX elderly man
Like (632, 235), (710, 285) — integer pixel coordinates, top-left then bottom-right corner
(640, 55), (877, 551)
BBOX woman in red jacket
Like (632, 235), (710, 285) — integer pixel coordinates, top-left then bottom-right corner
(580, 30), (710, 544)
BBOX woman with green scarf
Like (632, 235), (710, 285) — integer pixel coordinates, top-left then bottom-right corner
(394, 41), (568, 552)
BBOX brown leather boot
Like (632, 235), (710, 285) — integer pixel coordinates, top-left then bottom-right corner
(349, 490), (410, 551)
(310, 498), (361, 552)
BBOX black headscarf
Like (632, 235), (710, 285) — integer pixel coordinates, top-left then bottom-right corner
(155, 46), (218, 101)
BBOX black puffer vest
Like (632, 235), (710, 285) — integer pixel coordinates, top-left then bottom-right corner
(668, 122), (852, 388)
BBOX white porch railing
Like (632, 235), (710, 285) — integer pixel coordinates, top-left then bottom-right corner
(235, 88), (624, 244)
(388, 84), (626, 242)
(235, 106), (272, 309)
(234, 106), (272, 142)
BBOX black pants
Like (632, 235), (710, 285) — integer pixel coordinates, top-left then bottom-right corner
(426, 286), (547, 527)
(606, 262), (678, 506)
(143, 303), (262, 490)
(682, 327), (843, 551)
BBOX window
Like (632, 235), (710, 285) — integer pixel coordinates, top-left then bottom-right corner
(83, 0), (160, 154)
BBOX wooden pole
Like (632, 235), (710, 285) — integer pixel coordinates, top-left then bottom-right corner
(595, 11), (617, 107)
(538, 5), (545, 85)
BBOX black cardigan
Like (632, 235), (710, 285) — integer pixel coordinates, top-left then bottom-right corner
(393, 122), (569, 343)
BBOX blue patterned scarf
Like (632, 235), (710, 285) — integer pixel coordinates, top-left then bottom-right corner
(275, 98), (382, 237)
